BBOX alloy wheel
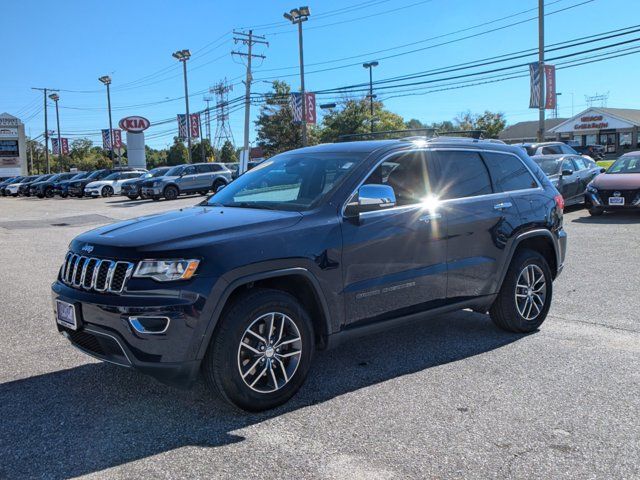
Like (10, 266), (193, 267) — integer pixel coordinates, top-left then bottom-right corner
(237, 312), (302, 394)
(514, 264), (547, 321)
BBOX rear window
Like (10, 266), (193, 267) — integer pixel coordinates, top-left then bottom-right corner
(196, 164), (214, 173)
(482, 152), (538, 191)
(434, 151), (492, 199)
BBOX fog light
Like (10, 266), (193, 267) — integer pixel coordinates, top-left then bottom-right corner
(129, 316), (170, 334)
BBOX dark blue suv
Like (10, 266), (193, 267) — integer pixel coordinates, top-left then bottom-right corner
(51, 138), (567, 411)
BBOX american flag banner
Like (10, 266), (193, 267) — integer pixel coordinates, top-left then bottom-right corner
(529, 63), (542, 109)
(177, 114), (187, 139)
(101, 129), (123, 149)
(290, 93), (303, 124)
(102, 129), (111, 149)
(51, 138), (60, 155)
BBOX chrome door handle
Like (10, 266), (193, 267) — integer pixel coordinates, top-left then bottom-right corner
(419, 212), (442, 223)
(494, 202), (513, 210)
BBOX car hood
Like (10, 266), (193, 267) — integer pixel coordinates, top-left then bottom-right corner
(86, 180), (112, 188)
(592, 173), (640, 189)
(71, 206), (304, 254)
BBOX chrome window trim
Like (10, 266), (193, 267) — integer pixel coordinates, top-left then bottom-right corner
(341, 147), (542, 218)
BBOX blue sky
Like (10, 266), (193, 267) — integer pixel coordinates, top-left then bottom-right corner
(3, 0), (640, 149)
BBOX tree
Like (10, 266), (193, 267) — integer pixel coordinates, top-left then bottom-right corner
(454, 110), (506, 138)
(167, 137), (189, 165)
(69, 138), (93, 160)
(190, 138), (215, 163)
(320, 98), (405, 142)
(255, 80), (318, 157)
(219, 140), (237, 163)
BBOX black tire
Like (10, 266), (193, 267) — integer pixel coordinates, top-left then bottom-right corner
(60, 193), (68, 198)
(151, 196), (160, 201)
(588, 207), (604, 216)
(101, 186), (114, 197)
(202, 288), (314, 412)
(127, 195), (138, 200)
(45, 187), (54, 198)
(489, 249), (553, 333)
(37, 194), (44, 199)
(212, 179), (226, 193)
(164, 185), (179, 201)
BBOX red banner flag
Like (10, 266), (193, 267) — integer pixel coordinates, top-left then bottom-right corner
(190, 113), (200, 139)
(61, 138), (69, 155)
(544, 64), (556, 110)
(304, 93), (316, 124)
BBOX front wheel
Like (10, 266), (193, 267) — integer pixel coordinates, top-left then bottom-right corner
(163, 185), (179, 201)
(202, 289), (314, 412)
(588, 207), (604, 216)
(490, 249), (553, 333)
(127, 195), (138, 200)
(101, 186), (114, 197)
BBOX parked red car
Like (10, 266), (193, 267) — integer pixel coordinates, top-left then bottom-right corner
(585, 151), (640, 215)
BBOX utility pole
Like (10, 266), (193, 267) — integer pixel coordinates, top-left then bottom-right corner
(284, 7), (311, 147)
(232, 30), (268, 174)
(49, 93), (62, 171)
(537, 0), (545, 142)
(31, 87), (58, 173)
(203, 95), (214, 143)
(172, 49), (193, 162)
(98, 76), (115, 165)
(363, 61), (379, 133)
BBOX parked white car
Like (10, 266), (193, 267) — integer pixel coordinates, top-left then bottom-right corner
(84, 171), (146, 197)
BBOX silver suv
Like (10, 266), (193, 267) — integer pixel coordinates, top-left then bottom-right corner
(140, 162), (232, 201)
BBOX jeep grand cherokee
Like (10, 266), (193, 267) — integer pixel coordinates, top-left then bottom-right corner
(52, 137), (567, 411)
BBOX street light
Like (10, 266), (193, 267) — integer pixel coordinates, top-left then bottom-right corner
(48, 93), (62, 171)
(363, 61), (379, 133)
(555, 92), (562, 119)
(284, 6), (310, 147)
(172, 49), (193, 162)
(98, 75), (116, 165)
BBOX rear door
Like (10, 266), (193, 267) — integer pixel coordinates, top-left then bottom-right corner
(177, 165), (198, 192)
(341, 150), (448, 324)
(195, 164), (215, 190)
(560, 157), (581, 201)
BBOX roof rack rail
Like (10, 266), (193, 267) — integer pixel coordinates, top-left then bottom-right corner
(337, 128), (437, 142)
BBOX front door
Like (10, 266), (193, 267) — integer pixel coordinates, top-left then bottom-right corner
(341, 150), (448, 325)
(599, 132), (617, 154)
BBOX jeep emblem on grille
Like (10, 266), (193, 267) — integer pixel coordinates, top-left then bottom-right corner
(81, 244), (94, 253)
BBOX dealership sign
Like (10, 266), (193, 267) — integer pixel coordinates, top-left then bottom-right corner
(0, 128), (18, 138)
(119, 116), (150, 133)
(574, 115), (609, 130)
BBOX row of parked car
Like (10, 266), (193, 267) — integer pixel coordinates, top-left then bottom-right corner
(0, 162), (234, 201)
(521, 141), (640, 215)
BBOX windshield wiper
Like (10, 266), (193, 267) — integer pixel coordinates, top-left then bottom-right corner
(224, 202), (277, 210)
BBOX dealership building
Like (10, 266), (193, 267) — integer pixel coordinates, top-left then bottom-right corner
(0, 113), (27, 177)
(549, 107), (640, 156)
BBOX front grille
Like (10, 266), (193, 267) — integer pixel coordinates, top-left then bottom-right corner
(597, 189), (640, 204)
(60, 252), (134, 294)
(65, 329), (105, 355)
(141, 180), (155, 188)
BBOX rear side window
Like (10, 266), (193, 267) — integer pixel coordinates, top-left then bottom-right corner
(541, 145), (562, 154)
(196, 164), (214, 173)
(482, 152), (538, 192)
(434, 151), (492, 199)
(210, 164), (223, 172)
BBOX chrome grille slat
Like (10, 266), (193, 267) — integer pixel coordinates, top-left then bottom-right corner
(59, 252), (134, 294)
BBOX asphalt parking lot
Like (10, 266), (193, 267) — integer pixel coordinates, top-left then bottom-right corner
(0, 195), (638, 479)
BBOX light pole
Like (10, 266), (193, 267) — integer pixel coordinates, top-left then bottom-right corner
(173, 49), (192, 162)
(49, 93), (62, 171)
(363, 61), (379, 133)
(284, 6), (310, 147)
(98, 75), (115, 165)
(555, 92), (562, 118)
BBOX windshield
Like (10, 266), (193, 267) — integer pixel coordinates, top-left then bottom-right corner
(608, 155), (640, 174)
(86, 170), (105, 180)
(149, 168), (170, 178)
(207, 152), (362, 211)
(69, 172), (87, 180)
(103, 172), (120, 180)
(165, 165), (184, 176)
(47, 174), (62, 182)
(534, 159), (561, 176)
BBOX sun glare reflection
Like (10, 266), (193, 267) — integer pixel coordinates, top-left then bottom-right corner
(420, 195), (440, 212)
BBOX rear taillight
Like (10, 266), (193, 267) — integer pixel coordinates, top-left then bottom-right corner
(554, 194), (565, 212)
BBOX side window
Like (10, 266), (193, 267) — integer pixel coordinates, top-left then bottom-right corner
(541, 145), (562, 155)
(573, 157), (588, 170)
(363, 151), (433, 206)
(561, 144), (576, 154)
(482, 152), (538, 192)
(196, 164), (213, 173)
(210, 164), (223, 172)
(562, 158), (576, 172)
(433, 151), (492, 199)
(184, 166), (196, 175)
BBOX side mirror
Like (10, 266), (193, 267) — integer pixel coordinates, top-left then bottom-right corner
(345, 184), (396, 217)
(561, 169), (574, 176)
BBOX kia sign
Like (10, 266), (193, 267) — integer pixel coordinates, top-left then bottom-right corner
(119, 116), (150, 133)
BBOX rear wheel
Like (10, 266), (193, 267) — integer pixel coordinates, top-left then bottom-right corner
(490, 249), (553, 333)
(588, 207), (604, 216)
(101, 186), (114, 197)
(164, 185), (179, 201)
(60, 193), (68, 198)
(202, 289), (314, 412)
(45, 187), (54, 198)
(212, 178), (226, 193)
(127, 195), (138, 200)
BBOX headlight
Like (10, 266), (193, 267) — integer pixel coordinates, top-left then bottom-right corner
(133, 259), (200, 282)
(586, 184), (598, 193)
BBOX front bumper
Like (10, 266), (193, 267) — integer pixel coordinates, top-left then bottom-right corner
(141, 186), (162, 197)
(51, 278), (214, 387)
(122, 186), (140, 197)
(68, 186), (84, 196)
(84, 188), (101, 197)
(585, 191), (640, 209)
